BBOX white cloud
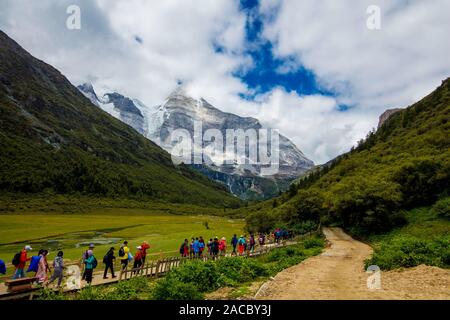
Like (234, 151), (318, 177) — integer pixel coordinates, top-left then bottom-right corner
(1, 0), (448, 165)
(261, 0), (450, 110)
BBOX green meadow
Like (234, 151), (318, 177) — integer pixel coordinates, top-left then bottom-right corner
(0, 209), (245, 274)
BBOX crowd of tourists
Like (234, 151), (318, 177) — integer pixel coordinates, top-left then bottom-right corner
(3, 240), (150, 287)
(2, 228), (292, 288)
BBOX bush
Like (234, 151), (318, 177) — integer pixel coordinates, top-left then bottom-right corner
(167, 260), (220, 292)
(432, 197), (450, 219)
(77, 285), (105, 300)
(103, 276), (152, 300)
(303, 237), (325, 249)
(366, 235), (450, 270)
(153, 277), (204, 300)
(36, 288), (67, 300)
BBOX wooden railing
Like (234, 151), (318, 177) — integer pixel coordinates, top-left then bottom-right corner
(118, 243), (276, 281)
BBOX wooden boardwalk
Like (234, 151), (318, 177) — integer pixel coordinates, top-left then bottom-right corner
(0, 242), (286, 300)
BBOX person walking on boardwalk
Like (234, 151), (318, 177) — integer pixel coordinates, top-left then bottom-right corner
(198, 239), (205, 257)
(84, 250), (96, 285)
(211, 237), (220, 258)
(258, 233), (265, 246)
(12, 245), (32, 279)
(238, 235), (246, 256)
(140, 241), (150, 265)
(219, 237), (227, 256)
(192, 238), (201, 257)
(180, 239), (189, 257)
(249, 234), (256, 253)
(119, 241), (130, 270)
(133, 246), (143, 273)
(231, 234), (238, 256)
(36, 250), (50, 284)
(103, 247), (116, 279)
(81, 244), (94, 280)
(199, 236), (205, 257)
(189, 238), (195, 257)
(207, 238), (213, 256)
(47, 250), (64, 288)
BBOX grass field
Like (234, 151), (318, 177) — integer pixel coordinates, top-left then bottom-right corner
(0, 209), (245, 276)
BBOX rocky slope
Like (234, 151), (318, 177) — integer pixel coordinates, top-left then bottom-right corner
(0, 30), (240, 207)
(78, 84), (314, 200)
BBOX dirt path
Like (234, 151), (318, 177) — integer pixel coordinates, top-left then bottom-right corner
(255, 227), (450, 300)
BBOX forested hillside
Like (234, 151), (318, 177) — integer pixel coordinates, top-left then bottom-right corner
(0, 30), (240, 208)
(246, 78), (450, 235)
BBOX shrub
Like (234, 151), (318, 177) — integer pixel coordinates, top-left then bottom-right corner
(303, 237), (325, 249)
(366, 235), (450, 270)
(77, 285), (105, 300)
(152, 277), (203, 300)
(36, 288), (67, 300)
(432, 197), (450, 219)
(104, 276), (152, 300)
(168, 260), (220, 292)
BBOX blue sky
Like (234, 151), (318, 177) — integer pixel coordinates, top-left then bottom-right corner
(236, 0), (331, 99)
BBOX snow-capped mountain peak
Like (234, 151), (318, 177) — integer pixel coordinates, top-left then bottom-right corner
(77, 83), (315, 199)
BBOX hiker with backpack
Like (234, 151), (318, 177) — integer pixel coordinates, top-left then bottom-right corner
(207, 238), (213, 256)
(249, 234), (256, 253)
(84, 250), (97, 285)
(81, 244), (95, 280)
(238, 235), (246, 256)
(119, 241), (130, 270)
(199, 236), (205, 257)
(180, 239), (189, 257)
(103, 247), (116, 279)
(211, 237), (220, 259)
(258, 233), (265, 246)
(231, 234), (238, 256)
(12, 245), (32, 279)
(36, 249), (50, 284)
(47, 251), (64, 288)
(192, 238), (200, 257)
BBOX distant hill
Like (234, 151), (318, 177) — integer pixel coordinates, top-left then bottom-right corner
(0, 30), (240, 208)
(246, 78), (450, 235)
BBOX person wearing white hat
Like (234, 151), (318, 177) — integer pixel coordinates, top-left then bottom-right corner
(133, 246), (143, 274)
(12, 245), (32, 279)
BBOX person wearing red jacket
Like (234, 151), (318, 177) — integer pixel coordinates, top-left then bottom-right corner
(13, 245), (32, 279)
(140, 241), (150, 265)
(133, 246), (143, 274)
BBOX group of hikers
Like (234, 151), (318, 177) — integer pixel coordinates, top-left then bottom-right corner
(178, 232), (287, 258)
(3, 228), (293, 288)
(5, 240), (150, 288)
(79, 240), (151, 284)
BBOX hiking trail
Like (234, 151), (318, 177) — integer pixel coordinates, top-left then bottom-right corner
(255, 227), (450, 300)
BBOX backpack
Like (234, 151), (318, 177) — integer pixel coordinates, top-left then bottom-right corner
(12, 252), (21, 266)
(92, 257), (98, 269)
(27, 256), (41, 272)
(179, 244), (185, 254)
(103, 254), (108, 264)
(118, 247), (125, 257)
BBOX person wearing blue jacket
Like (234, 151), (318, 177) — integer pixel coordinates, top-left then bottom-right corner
(231, 234), (238, 256)
(192, 238), (200, 257)
(0, 259), (6, 275)
(84, 250), (96, 284)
